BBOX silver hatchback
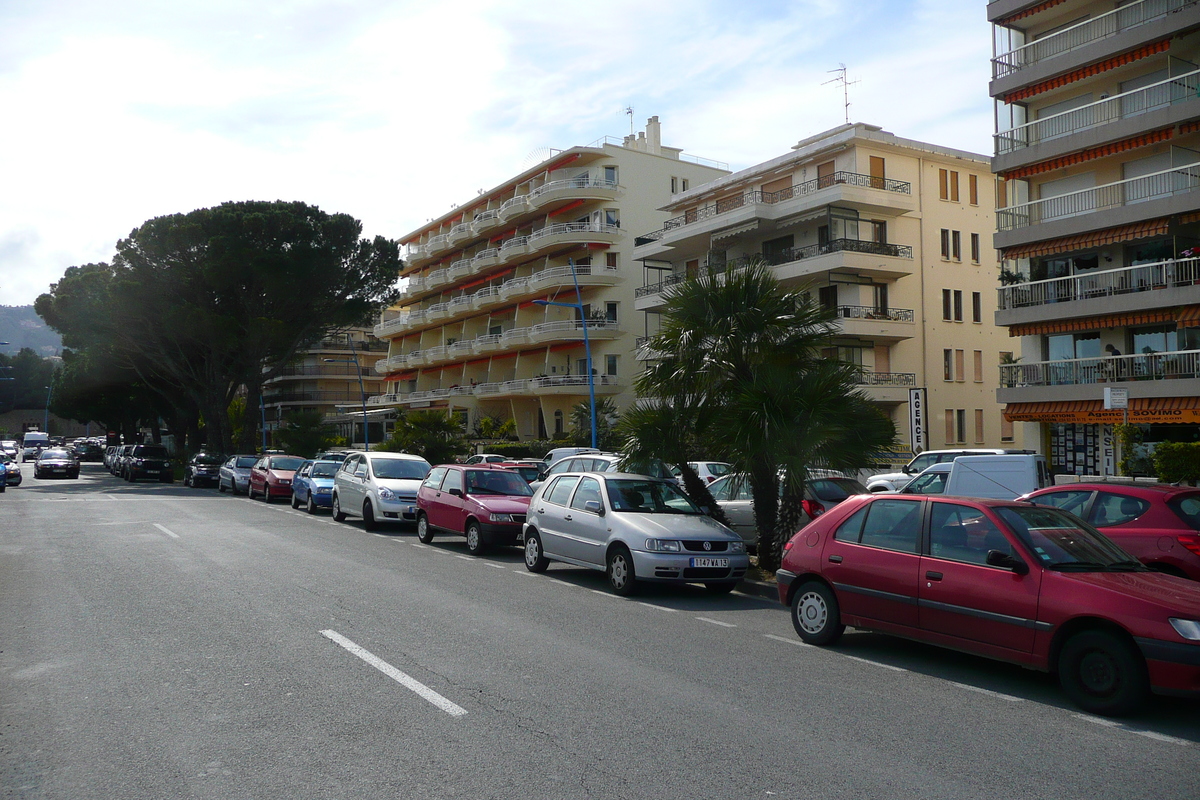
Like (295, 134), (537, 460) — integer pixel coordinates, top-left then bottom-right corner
(522, 472), (749, 595)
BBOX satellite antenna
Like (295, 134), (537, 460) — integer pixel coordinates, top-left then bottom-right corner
(823, 64), (859, 125)
(522, 146), (555, 169)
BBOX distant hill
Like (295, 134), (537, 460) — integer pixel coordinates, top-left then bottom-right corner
(0, 306), (62, 357)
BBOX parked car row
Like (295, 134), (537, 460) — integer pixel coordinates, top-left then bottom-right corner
(103, 444), (174, 482)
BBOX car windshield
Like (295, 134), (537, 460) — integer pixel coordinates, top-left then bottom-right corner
(994, 506), (1146, 571)
(310, 463), (339, 478)
(267, 457), (304, 471)
(371, 458), (431, 480)
(705, 463), (731, 477)
(465, 470), (533, 496)
(1167, 493), (1200, 531)
(235, 456), (258, 468)
(810, 478), (868, 502)
(902, 471), (947, 494)
(39, 449), (71, 459)
(606, 479), (701, 514)
(194, 454), (224, 465)
(134, 446), (169, 458)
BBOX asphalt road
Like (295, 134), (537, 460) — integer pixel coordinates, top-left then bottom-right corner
(1, 462), (1198, 800)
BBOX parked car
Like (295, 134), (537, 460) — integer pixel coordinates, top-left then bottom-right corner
(183, 452), (226, 488)
(898, 454), (1051, 500)
(74, 442), (105, 462)
(776, 493), (1200, 716)
(1, 454), (21, 487)
(248, 455), (305, 502)
(675, 461), (732, 484)
(123, 444), (173, 482)
(535, 453), (676, 488)
(331, 451), (431, 529)
(290, 459), (340, 513)
(523, 472), (749, 595)
(540, 447), (601, 468)
(1, 440), (19, 459)
(707, 473), (871, 549)
(465, 453), (508, 464)
(110, 444), (134, 475)
(34, 448), (80, 479)
(103, 446), (120, 471)
(865, 448), (1034, 493)
(495, 460), (542, 483)
(416, 464), (534, 553)
(1021, 482), (1200, 580)
(315, 450), (351, 464)
(218, 454), (259, 495)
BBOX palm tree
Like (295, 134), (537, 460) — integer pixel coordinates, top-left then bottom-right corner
(569, 397), (619, 449)
(378, 410), (469, 465)
(640, 259), (896, 572)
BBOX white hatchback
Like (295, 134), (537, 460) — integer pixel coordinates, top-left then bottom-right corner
(332, 452), (432, 530)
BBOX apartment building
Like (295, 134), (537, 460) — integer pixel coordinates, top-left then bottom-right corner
(261, 329), (387, 444)
(989, 0), (1200, 475)
(372, 118), (729, 440)
(631, 123), (1015, 459)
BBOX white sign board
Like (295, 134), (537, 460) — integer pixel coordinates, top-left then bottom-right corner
(1104, 387), (1128, 409)
(909, 387), (927, 454)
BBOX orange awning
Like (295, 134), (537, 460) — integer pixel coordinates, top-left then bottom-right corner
(1001, 40), (1171, 103)
(996, 0), (1068, 26)
(1005, 397), (1200, 424)
(548, 341), (583, 352)
(548, 199), (586, 218)
(1009, 308), (1179, 337)
(1000, 129), (1174, 180)
(1001, 218), (1170, 260)
(1177, 305), (1200, 326)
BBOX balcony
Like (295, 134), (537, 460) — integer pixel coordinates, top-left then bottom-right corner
(472, 334), (503, 355)
(448, 221), (472, 247)
(426, 268), (449, 290)
(423, 345), (448, 365)
(448, 258), (473, 281)
(530, 374), (622, 395)
(448, 340), (474, 359)
(856, 371), (917, 404)
(992, 0), (1192, 79)
(374, 354), (407, 374)
(529, 176), (621, 209)
(471, 286), (502, 311)
(472, 248), (500, 272)
(719, 239), (916, 281)
(529, 319), (620, 344)
(474, 382), (502, 396)
(834, 305), (917, 342)
(499, 194), (529, 222)
(499, 276), (530, 301)
(634, 336), (664, 361)
(997, 163), (1200, 238)
(501, 327), (531, 347)
(399, 275), (425, 298)
(449, 295), (473, 316)
(995, 68), (1200, 156)
(374, 315), (410, 339)
(472, 209), (500, 236)
(426, 234), (450, 257)
(425, 302), (450, 322)
(262, 390), (364, 405)
(406, 350), (427, 367)
(495, 379), (533, 397)
(404, 243), (426, 264)
(499, 235), (531, 262)
(405, 309), (427, 328)
(527, 263), (621, 293)
(999, 350), (1200, 404)
(367, 393), (402, 406)
(528, 221), (622, 256)
(634, 273), (689, 311)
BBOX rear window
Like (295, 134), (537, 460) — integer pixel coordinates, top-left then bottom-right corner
(370, 458), (431, 480)
(268, 457), (304, 471)
(1168, 493), (1200, 530)
(134, 445), (169, 458)
(465, 470), (532, 496)
(235, 456), (258, 468)
(193, 454), (224, 465)
(810, 478), (867, 502)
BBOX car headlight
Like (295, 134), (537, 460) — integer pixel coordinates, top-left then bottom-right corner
(728, 540), (746, 554)
(645, 539), (682, 552)
(378, 487), (396, 500)
(490, 513), (515, 523)
(1169, 618), (1200, 641)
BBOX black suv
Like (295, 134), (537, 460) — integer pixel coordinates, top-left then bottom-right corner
(184, 452), (225, 488)
(124, 444), (174, 483)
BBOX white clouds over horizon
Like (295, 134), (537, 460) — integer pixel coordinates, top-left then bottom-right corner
(0, 0), (994, 305)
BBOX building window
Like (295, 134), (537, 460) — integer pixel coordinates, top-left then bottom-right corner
(940, 169), (960, 201)
(956, 409), (967, 443)
(681, 178), (689, 191)
(605, 302), (618, 323)
(671, 177), (678, 193)
(955, 350), (965, 382)
(950, 171), (960, 202)
(972, 292), (982, 323)
(607, 252), (618, 268)
(974, 409), (985, 444)
(942, 289), (952, 321)
(944, 409), (955, 444)
(973, 350), (983, 383)
(953, 290), (963, 322)
(971, 233), (981, 263)
(605, 209), (620, 228)
(969, 174), (979, 206)
(605, 354), (618, 376)
(952, 230), (962, 261)
(943, 349), (954, 381)
(1001, 413), (1015, 442)
(604, 165), (617, 184)
(940, 229), (951, 259)
(868, 220), (887, 244)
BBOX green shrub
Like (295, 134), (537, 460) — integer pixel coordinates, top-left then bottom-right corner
(1152, 441), (1200, 485)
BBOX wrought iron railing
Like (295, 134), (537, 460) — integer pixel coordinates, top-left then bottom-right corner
(856, 372), (917, 387)
(635, 272), (690, 298)
(836, 305), (916, 322)
(1000, 350), (1200, 387)
(997, 257), (1200, 310)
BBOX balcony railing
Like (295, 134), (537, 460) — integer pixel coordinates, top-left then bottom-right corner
(274, 364), (367, 377)
(635, 171), (912, 244)
(1001, 349), (1200, 387)
(500, 235), (530, 252)
(530, 319), (619, 336)
(997, 162), (1200, 231)
(314, 338), (388, 352)
(835, 305), (915, 322)
(263, 390), (365, 404)
(995, 69), (1200, 155)
(529, 221), (620, 244)
(531, 374), (619, 389)
(856, 372), (917, 387)
(529, 176), (619, 199)
(992, 0), (1193, 79)
(997, 256), (1200, 310)
(635, 272), (689, 298)
(712, 239), (914, 271)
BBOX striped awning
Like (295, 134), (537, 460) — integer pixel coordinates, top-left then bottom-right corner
(1000, 218), (1170, 261)
(1178, 305), (1200, 326)
(999, 129), (1174, 180)
(1001, 40), (1171, 103)
(1009, 308), (1179, 337)
(996, 0), (1068, 26)
(1005, 396), (1200, 424)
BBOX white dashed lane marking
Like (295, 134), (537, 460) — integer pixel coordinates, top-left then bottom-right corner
(153, 523), (180, 539)
(696, 617), (737, 628)
(321, 630), (467, 717)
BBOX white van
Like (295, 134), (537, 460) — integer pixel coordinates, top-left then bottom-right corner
(866, 448), (1035, 492)
(899, 454), (1051, 500)
(541, 447), (602, 467)
(22, 430), (49, 450)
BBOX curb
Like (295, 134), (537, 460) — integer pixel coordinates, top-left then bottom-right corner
(735, 577), (779, 602)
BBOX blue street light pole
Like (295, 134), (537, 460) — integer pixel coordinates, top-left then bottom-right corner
(533, 259), (596, 449)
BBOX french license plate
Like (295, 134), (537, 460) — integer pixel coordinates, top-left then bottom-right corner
(408, 506), (417, 514)
(690, 557), (729, 568)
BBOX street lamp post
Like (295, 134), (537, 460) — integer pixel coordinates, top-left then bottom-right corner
(533, 259), (597, 449)
(43, 383), (52, 435)
(324, 334), (369, 451)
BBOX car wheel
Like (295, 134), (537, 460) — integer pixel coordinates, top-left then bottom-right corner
(606, 545), (637, 596)
(332, 494), (347, 522)
(791, 581), (844, 645)
(362, 500), (377, 531)
(705, 581), (738, 594)
(248, 484), (257, 500)
(1058, 630), (1149, 717)
(291, 492), (301, 509)
(33, 468), (39, 479)
(416, 513), (434, 543)
(465, 520), (486, 555)
(183, 473), (190, 487)
(524, 528), (548, 572)
(218, 479), (226, 493)
(306, 494), (318, 515)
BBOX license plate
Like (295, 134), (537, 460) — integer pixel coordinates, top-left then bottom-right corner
(690, 557), (729, 568)
(408, 506), (417, 514)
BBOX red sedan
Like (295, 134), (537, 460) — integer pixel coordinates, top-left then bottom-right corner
(1021, 482), (1200, 580)
(777, 494), (1200, 716)
(248, 455), (305, 502)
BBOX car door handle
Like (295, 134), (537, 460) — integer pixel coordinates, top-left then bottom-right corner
(564, 514), (573, 521)
(828, 555), (843, 563)
(925, 571), (943, 581)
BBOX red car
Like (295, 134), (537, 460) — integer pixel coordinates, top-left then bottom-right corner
(248, 454), (305, 502)
(1021, 482), (1200, 580)
(777, 494), (1200, 716)
(416, 464), (533, 554)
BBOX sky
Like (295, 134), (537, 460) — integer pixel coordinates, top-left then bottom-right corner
(0, 0), (995, 307)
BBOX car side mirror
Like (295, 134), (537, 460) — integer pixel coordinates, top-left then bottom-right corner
(902, 465), (914, 475)
(538, 466), (548, 480)
(448, 487), (463, 497)
(986, 550), (1029, 575)
(584, 500), (603, 515)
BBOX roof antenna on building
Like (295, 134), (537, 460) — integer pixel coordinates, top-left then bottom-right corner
(823, 64), (858, 125)
(625, 106), (634, 135)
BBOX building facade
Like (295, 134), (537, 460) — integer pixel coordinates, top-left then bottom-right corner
(370, 118), (729, 440)
(989, 0), (1200, 475)
(632, 123), (1017, 461)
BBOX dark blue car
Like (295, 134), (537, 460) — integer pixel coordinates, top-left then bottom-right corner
(291, 459), (340, 513)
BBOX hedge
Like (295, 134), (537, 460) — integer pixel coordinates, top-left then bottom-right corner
(1152, 441), (1200, 485)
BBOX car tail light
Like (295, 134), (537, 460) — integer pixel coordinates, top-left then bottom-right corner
(783, 539), (794, 551)
(802, 499), (825, 518)
(1178, 534), (1200, 557)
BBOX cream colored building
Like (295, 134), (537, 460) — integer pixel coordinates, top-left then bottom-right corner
(631, 123), (1020, 459)
(371, 118), (729, 439)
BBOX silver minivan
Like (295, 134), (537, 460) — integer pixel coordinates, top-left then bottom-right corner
(332, 452), (431, 530)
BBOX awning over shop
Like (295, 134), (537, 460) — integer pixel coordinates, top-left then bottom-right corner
(1004, 396), (1200, 424)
